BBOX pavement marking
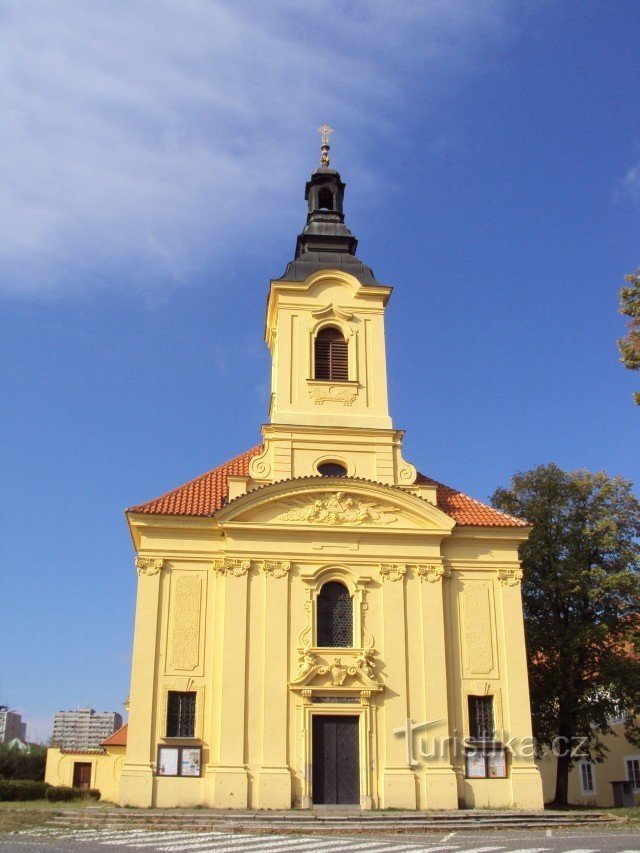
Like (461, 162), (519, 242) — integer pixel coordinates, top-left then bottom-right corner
(457, 848), (505, 853)
(103, 832), (226, 846)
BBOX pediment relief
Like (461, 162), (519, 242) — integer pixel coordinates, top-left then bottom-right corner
(216, 481), (455, 533)
(279, 492), (397, 527)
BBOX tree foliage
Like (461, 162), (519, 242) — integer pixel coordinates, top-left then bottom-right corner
(491, 463), (640, 805)
(0, 743), (47, 781)
(618, 268), (640, 405)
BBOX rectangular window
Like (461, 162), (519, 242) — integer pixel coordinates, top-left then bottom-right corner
(157, 745), (201, 778)
(464, 748), (507, 779)
(166, 691), (196, 738)
(625, 757), (640, 791)
(469, 696), (495, 740)
(579, 761), (596, 795)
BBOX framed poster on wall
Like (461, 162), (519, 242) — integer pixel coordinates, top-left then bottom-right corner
(157, 745), (201, 777)
(157, 747), (179, 777)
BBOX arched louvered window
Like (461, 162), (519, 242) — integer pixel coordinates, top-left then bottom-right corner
(318, 187), (334, 210)
(314, 327), (348, 382)
(317, 581), (353, 647)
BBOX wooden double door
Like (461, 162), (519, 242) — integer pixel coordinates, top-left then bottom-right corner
(312, 715), (360, 805)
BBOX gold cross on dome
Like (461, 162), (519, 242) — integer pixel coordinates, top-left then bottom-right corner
(318, 124), (334, 146)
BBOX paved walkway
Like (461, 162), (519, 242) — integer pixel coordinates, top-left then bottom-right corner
(2, 826), (639, 853)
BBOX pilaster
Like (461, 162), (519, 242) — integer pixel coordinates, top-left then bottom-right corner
(380, 565), (416, 809)
(499, 574), (544, 809)
(419, 564), (459, 809)
(119, 557), (163, 806)
(257, 561), (292, 808)
(205, 561), (250, 808)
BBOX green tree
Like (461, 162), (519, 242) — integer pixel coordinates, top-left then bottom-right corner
(0, 743), (47, 781)
(491, 463), (640, 806)
(618, 268), (640, 405)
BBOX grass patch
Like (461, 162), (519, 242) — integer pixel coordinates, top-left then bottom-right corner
(0, 799), (110, 833)
(606, 805), (640, 823)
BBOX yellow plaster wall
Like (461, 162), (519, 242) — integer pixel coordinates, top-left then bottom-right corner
(537, 721), (640, 807)
(120, 485), (543, 810)
(45, 746), (125, 803)
(117, 270), (543, 811)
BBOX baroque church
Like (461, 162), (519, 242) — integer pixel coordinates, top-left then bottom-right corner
(49, 134), (545, 811)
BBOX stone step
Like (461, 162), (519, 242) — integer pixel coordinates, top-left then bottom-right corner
(51, 809), (614, 822)
(47, 811), (617, 833)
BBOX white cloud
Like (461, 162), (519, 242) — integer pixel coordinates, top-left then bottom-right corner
(620, 162), (640, 203)
(0, 0), (517, 297)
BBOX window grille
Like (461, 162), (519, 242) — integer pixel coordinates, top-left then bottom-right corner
(166, 691), (196, 738)
(317, 581), (353, 647)
(627, 758), (640, 790)
(468, 696), (495, 740)
(314, 327), (348, 382)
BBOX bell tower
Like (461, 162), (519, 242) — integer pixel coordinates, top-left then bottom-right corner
(248, 130), (416, 487)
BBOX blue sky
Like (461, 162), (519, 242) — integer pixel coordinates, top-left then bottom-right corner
(1, 0), (638, 741)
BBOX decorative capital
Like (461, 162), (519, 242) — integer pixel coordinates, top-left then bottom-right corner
(498, 568), (523, 587)
(135, 557), (164, 576)
(379, 563), (406, 582)
(261, 559), (291, 579)
(213, 557), (251, 577)
(416, 563), (445, 583)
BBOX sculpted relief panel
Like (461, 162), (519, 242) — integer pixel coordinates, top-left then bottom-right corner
(278, 492), (398, 526)
(461, 582), (496, 677)
(170, 574), (202, 672)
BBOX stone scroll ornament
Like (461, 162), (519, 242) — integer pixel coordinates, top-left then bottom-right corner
(135, 557), (164, 576)
(308, 385), (358, 406)
(290, 648), (381, 688)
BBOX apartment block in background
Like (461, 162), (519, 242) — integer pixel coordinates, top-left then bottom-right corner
(52, 708), (123, 750)
(0, 706), (27, 743)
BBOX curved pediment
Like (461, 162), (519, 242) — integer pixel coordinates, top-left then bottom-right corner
(214, 478), (455, 533)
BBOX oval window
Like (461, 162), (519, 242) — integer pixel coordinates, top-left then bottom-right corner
(317, 462), (347, 477)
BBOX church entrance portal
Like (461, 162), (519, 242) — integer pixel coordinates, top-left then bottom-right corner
(312, 715), (360, 805)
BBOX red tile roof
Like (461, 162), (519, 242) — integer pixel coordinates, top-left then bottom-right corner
(101, 723), (128, 747)
(127, 447), (262, 517)
(127, 447), (528, 528)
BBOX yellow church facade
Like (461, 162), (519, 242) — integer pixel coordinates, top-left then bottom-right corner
(53, 141), (546, 811)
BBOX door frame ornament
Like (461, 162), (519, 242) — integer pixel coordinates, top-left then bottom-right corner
(298, 700), (374, 809)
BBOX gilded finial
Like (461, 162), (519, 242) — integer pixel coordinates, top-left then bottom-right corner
(318, 123), (334, 167)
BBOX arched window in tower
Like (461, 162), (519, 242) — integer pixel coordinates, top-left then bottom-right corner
(314, 327), (348, 382)
(317, 187), (334, 211)
(317, 581), (353, 647)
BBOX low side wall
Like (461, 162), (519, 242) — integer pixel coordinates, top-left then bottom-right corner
(45, 746), (125, 803)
